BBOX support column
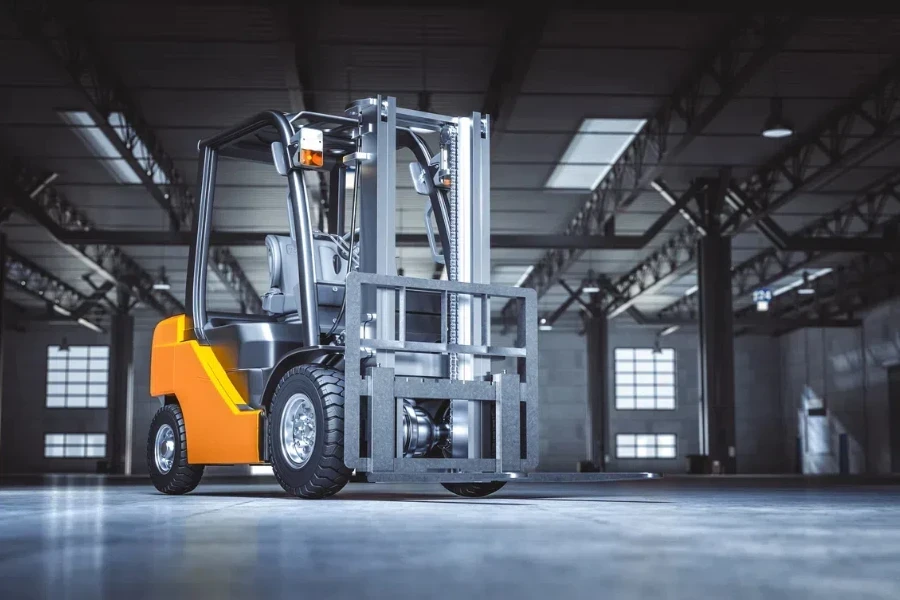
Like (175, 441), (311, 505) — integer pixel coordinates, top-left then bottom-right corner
(106, 289), (134, 474)
(584, 302), (609, 470)
(696, 174), (736, 474)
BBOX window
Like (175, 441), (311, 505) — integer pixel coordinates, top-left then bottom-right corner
(46, 345), (109, 408)
(44, 433), (107, 458)
(614, 348), (675, 409)
(616, 434), (677, 459)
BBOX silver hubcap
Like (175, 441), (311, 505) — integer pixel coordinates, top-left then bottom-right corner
(154, 424), (175, 474)
(280, 393), (317, 468)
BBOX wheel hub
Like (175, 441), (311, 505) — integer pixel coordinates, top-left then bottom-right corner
(280, 393), (317, 468)
(154, 424), (175, 474)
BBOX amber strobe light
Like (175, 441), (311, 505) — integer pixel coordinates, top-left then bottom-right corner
(299, 128), (324, 167)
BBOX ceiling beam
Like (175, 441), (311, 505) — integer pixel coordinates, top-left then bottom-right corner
(52, 228), (721, 250)
(481, 7), (549, 141)
(3, 245), (106, 332)
(606, 57), (900, 317)
(501, 15), (802, 313)
(736, 252), (900, 336)
(9, 1), (261, 314)
(0, 159), (183, 317)
(659, 170), (900, 321)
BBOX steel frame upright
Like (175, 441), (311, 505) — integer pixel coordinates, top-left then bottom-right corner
(696, 175), (736, 473)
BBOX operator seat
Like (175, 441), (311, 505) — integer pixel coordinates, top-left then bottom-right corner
(261, 235), (300, 319)
(261, 233), (349, 322)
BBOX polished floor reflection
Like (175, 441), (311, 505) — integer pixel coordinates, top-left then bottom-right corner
(1, 476), (900, 599)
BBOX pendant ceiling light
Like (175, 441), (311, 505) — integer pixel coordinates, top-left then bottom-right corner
(761, 97), (794, 139)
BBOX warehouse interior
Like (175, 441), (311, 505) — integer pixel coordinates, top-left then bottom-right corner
(1, 3), (900, 598)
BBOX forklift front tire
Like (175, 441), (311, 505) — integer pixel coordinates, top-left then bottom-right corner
(268, 365), (352, 499)
(147, 403), (205, 495)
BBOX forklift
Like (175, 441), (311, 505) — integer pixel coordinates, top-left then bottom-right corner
(148, 97), (654, 498)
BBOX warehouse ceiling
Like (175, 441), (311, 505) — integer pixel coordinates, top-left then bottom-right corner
(1, 2), (899, 332)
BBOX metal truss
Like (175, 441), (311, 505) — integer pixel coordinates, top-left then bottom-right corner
(736, 252), (900, 335)
(1, 160), (184, 317)
(659, 171), (900, 320)
(4, 246), (106, 330)
(607, 56), (900, 316)
(9, 1), (261, 313)
(604, 226), (702, 317)
(501, 15), (801, 311)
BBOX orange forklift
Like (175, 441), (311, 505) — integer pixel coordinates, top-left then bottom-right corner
(147, 97), (654, 498)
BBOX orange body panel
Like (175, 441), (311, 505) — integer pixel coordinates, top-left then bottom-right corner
(150, 315), (262, 465)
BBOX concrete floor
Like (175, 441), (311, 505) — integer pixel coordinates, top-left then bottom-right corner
(1, 477), (899, 599)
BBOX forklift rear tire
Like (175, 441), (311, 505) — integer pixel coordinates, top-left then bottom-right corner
(268, 365), (352, 499)
(442, 482), (506, 498)
(148, 403), (205, 495)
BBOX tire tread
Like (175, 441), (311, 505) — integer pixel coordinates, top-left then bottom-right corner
(269, 365), (351, 499)
(147, 403), (204, 495)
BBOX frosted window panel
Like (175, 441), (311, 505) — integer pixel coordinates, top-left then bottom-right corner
(87, 396), (106, 408)
(66, 434), (86, 445)
(91, 347), (109, 358)
(616, 385), (634, 398)
(46, 383), (66, 395)
(47, 346), (66, 358)
(47, 358), (68, 371)
(86, 445), (106, 458)
(615, 362), (635, 373)
(657, 446), (676, 459)
(657, 434), (676, 447)
(615, 349), (634, 360)
(634, 362), (655, 373)
(86, 434), (106, 446)
(636, 446), (654, 458)
(67, 371), (89, 383)
(658, 386), (675, 398)
(616, 397), (635, 410)
(68, 347), (89, 357)
(617, 373), (634, 385)
(45, 446), (65, 458)
(656, 361), (674, 373)
(64, 446), (86, 458)
(636, 435), (655, 447)
(660, 349), (675, 360)
(635, 373), (655, 385)
(69, 397), (88, 408)
(656, 397), (675, 410)
(636, 397), (655, 409)
(68, 383), (87, 396)
(617, 446), (636, 458)
(45, 434), (65, 445)
(617, 434), (636, 446)
(634, 349), (655, 360)
(88, 384), (107, 396)
(656, 373), (675, 385)
(635, 386), (655, 397)
(47, 371), (66, 383)
(92, 371), (108, 384)
(68, 359), (88, 370)
(46, 396), (66, 408)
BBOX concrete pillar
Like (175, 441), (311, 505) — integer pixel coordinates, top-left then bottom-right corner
(106, 289), (134, 474)
(697, 176), (736, 474)
(584, 303), (609, 470)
